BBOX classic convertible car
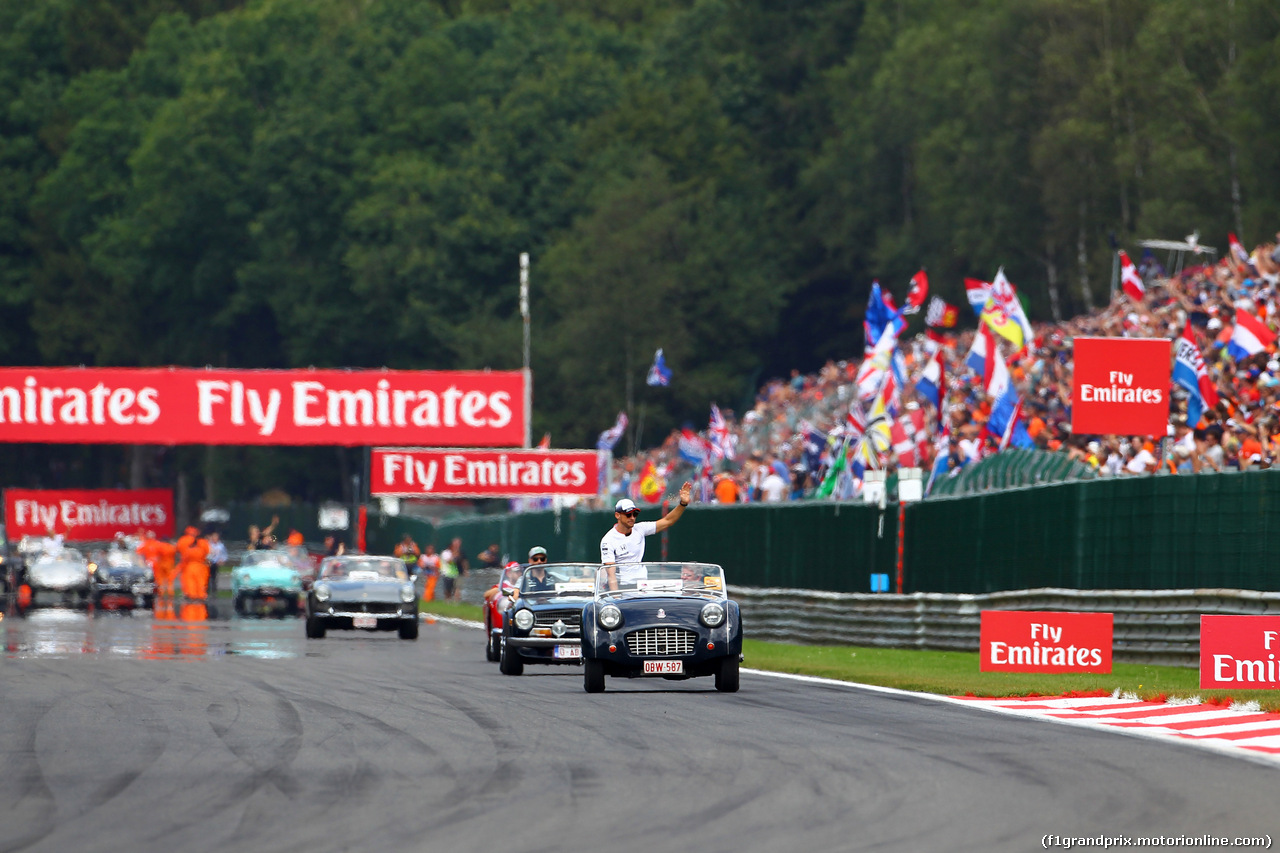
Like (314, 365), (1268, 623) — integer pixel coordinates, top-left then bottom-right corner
(89, 546), (155, 609)
(498, 562), (597, 675)
(581, 561), (742, 693)
(23, 547), (93, 610)
(231, 550), (304, 615)
(304, 555), (418, 640)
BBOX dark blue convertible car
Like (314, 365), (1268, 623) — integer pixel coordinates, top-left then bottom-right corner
(499, 562), (597, 675)
(581, 561), (742, 693)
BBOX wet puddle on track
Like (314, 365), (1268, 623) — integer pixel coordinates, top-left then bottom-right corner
(0, 598), (310, 660)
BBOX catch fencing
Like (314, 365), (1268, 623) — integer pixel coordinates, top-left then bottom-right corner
(733, 586), (1280, 667)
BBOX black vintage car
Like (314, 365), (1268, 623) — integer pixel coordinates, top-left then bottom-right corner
(88, 546), (155, 609)
(498, 562), (597, 675)
(304, 555), (418, 640)
(581, 561), (742, 693)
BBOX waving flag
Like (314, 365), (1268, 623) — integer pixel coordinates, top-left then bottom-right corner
(890, 409), (928, 467)
(1119, 250), (1145, 302)
(983, 344), (1032, 450)
(966, 322), (994, 375)
(917, 348), (945, 426)
(596, 412), (628, 451)
(864, 281), (905, 353)
(902, 270), (929, 315)
(1229, 232), (1250, 265)
(708, 404), (736, 461)
(1173, 321), (1219, 424)
(925, 296), (959, 329)
(536, 433), (551, 450)
(646, 349), (672, 387)
(678, 428), (708, 466)
(638, 460), (665, 503)
(1227, 309), (1276, 360)
(856, 324), (901, 401)
(965, 278), (991, 313)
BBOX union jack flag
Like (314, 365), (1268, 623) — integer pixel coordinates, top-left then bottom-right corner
(708, 404), (737, 461)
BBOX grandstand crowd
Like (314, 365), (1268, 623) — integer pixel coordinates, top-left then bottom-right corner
(603, 230), (1280, 505)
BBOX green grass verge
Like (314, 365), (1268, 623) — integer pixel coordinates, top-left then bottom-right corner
(417, 600), (1280, 711)
(419, 600), (485, 622)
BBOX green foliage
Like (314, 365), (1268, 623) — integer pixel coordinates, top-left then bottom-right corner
(1, 0), (1278, 499)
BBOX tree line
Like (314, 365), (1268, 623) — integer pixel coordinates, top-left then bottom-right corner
(1, 0), (1276, 504)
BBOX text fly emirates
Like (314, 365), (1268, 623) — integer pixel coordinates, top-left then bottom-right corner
(0, 376), (513, 437)
(1077, 371), (1164, 404)
(988, 623), (1105, 668)
(382, 454), (589, 492)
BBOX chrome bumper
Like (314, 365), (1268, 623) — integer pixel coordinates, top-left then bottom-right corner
(506, 636), (582, 648)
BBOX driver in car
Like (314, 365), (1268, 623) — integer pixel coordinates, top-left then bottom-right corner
(521, 546), (556, 593)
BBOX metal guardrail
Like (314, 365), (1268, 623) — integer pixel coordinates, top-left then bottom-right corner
(731, 586), (1280, 668)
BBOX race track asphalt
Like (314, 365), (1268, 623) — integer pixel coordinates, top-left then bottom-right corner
(0, 606), (1274, 853)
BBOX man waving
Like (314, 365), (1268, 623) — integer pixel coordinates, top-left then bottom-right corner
(600, 481), (692, 589)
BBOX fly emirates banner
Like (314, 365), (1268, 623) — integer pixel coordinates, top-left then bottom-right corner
(0, 368), (528, 447)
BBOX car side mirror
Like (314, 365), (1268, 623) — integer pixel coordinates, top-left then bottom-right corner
(410, 573), (419, 584)
(503, 587), (519, 599)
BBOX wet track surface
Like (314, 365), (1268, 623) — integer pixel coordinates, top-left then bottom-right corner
(1, 604), (1275, 853)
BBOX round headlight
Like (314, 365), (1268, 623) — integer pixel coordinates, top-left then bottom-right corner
(513, 609), (534, 631)
(399, 584), (415, 603)
(700, 603), (725, 628)
(314, 583), (331, 602)
(598, 604), (623, 631)
(239, 572), (251, 584)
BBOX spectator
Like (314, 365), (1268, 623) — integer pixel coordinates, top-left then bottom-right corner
(206, 531), (228, 596)
(760, 465), (787, 502)
(418, 544), (440, 601)
(394, 533), (421, 573)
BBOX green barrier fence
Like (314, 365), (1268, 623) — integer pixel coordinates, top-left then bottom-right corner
(350, 468), (1280, 595)
(903, 468), (1280, 593)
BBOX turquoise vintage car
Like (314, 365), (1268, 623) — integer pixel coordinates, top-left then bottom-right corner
(231, 550), (305, 615)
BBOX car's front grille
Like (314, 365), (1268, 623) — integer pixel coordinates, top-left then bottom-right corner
(534, 609), (582, 629)
(626, 626), (696, 657)
(337, 601), (400, 614)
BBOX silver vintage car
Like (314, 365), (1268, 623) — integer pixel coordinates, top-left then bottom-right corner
(23, 547), (93, 610)
(304, 555), (418, 640)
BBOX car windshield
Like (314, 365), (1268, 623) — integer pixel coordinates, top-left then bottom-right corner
(594, 562), (726, 600)
(240, 550), (294, 568)
(96, 549), (147, 570)
(518, 563), (598, 599)
(320, 558), (407, 581)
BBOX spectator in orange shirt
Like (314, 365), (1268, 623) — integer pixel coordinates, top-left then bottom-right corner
(714, 472), (739, 504)
(286, 529), (305, 547)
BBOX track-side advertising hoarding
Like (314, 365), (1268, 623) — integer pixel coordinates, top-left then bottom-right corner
(1200, 615), (1280, 690)
(371, 448), (599, 498)
(0, 368), (529, 447)
(1070, 337), (1172, 437)
(980, 610), (1113, 673)
(5, 488), (175, 540)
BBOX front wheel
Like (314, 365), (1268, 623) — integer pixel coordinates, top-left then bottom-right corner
(485, 632), (501, 662)
(714, 656), (740, 693)
(499, 639), (524, 676)
(398, 618), (419, 640)
(583, 658), (605, 693)
(305, 614), (326, 639)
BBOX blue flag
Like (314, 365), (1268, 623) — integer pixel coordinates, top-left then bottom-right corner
(646, 348), (672, 387)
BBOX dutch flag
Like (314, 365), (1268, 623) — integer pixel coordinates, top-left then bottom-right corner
(916, 348), (945, 426)
(1227, 309), (1276, 360)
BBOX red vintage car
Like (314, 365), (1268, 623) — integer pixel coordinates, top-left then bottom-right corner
(483, 562), (524, 661)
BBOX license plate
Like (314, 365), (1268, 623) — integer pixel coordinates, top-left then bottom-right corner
(643, 660), (683, 674)
(353, 615), (378, 628)
(553, 645), (581, 660)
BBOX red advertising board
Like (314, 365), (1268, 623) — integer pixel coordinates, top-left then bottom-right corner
(371, 448), (599, 498)
(5, 488), (175, 540)
(1070, 337), (1171, 437)
(0, 367), (528, 447)
(980, 610), (1113, 673)
(1200, 615), (1280, 689)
